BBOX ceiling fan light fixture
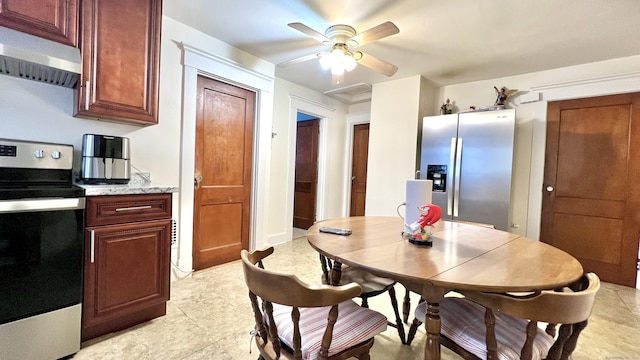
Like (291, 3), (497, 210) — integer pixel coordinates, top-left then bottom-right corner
(331, 47), (345, 61)
(283, 21), (399, 78)
(331, 63), (345, 76)
(343, 54), (357, 72)
(322, 44), (357, 76)
(319, 53), (332, 70)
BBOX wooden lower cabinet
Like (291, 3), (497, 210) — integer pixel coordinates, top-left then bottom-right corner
(82, 194), (171, 341)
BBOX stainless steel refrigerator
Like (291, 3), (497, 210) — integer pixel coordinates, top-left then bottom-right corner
(419, 109), (515, 231)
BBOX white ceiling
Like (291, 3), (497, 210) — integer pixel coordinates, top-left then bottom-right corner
(163, 0), (640, 101)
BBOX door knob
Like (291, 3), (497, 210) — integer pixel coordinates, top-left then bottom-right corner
(351, 176), (356, 181)
(194, 175), (203, 187)
(546, 186), (554, 192)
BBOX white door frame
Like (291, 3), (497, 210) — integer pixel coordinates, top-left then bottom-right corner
(174, 42), (274, 274)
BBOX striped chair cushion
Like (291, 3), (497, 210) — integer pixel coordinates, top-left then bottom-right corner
(415, 297), (555, 360)
(271, 300), (387, 360)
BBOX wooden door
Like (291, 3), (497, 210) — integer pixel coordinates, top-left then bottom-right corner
(541, 92), (640, 287)
(293, 119), (319, 229)
(193, 76), (255, 270)
(75, 0), (161, 125)
(0, 0), (78, 46)
(350, 123), (369, 216)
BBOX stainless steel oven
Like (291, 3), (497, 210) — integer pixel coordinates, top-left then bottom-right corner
(0, 139), (85, 360)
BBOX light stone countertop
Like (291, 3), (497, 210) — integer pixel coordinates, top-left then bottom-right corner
(76, 181), (178, 196)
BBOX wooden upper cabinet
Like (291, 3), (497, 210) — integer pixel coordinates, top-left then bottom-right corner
(74, 0), (161, 125)
(0, 0), (78, 46)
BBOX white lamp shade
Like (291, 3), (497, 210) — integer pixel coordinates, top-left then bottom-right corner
(319, 54), (332, 70)
(331, 47), (345, 61)
(331, 63), (345, 75)
(343, 55), (357, 71)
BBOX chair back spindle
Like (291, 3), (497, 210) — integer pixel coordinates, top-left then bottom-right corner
(242, 247), (387, 360)
(406, 273), (600, 360)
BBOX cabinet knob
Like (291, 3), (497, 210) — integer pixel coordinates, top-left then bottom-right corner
(546, 186), (554, 192)
(194, 175), (203, 188)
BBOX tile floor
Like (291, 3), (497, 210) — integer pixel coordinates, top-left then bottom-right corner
(73, 234), (640, 360)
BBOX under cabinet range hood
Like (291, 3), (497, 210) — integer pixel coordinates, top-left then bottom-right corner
(0, 26), (81, 88)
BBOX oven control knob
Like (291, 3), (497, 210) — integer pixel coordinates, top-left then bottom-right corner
(51, 151), (61, 159)
(33, 149), (45, 158)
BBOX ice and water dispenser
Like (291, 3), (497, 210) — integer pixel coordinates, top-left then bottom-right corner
(426, 165), (447, 192)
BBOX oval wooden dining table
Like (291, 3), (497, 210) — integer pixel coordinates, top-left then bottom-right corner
(306, 216), (584, 360)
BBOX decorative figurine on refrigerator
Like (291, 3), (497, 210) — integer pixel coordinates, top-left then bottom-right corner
(406, 203), (442, 246)
(440, 98), (454, 114)
(494, 86), (518, 106)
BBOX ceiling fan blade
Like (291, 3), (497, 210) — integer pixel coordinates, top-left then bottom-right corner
(357, 52), (398, 77)
(350, 21), (399, 47)
(288, 22), (331, 44)
(278, 52), (323, 68)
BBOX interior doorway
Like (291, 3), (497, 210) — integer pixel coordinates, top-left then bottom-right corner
(192, 75), (255, 270)
(541, 92), (640, 288)
(293, 113), (320, 230)
(350, 123), (370, 216)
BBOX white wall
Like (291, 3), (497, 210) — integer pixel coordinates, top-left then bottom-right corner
(3, 14), (639, 276)
(0, 77), (181, 187)
(163, 17), (353, 270)
(0, 17), (349, 281)
(0, 37), (184, 257)
(0, 21), (187, 280)
(366, 75), (437, 215)
(342, 104), (372, 216)
(161, 16), (277, 277)
(435, 55), (640, 239)
(267, 78), (349, 246)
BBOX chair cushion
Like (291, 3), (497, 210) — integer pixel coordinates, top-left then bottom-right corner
(415, 297), (555, 360)
(271, 299), (387, 360)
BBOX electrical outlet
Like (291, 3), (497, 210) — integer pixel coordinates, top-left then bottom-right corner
(171, 219), (178, 248)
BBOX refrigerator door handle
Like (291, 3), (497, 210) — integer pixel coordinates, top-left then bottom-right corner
(453, 138), (463, 217)
(447, 137), (456, 216)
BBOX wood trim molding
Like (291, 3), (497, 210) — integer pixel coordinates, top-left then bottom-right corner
(530, 71), (640, 92)
(180, 42), (274, 91)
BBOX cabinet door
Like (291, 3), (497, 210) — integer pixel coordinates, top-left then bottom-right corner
(75, 0), (161, 125)
(83, 219), (170, 332)
(0, 0), (78, 46)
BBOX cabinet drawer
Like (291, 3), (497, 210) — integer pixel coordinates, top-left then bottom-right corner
(86, 193), (171, 226)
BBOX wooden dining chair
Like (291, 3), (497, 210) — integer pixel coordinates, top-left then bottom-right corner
(319, 254), (407, 344)
(406, 273), (600, 360)
(242, 247), (388, 360)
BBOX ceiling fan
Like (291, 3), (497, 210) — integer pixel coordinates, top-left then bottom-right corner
(279, 21), (400, 78)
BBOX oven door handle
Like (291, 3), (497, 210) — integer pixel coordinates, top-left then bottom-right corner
(0, 197), (86, 213)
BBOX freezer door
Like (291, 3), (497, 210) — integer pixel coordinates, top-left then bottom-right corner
(456, 109), (515, 230)
(419, 114), (458, 217)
